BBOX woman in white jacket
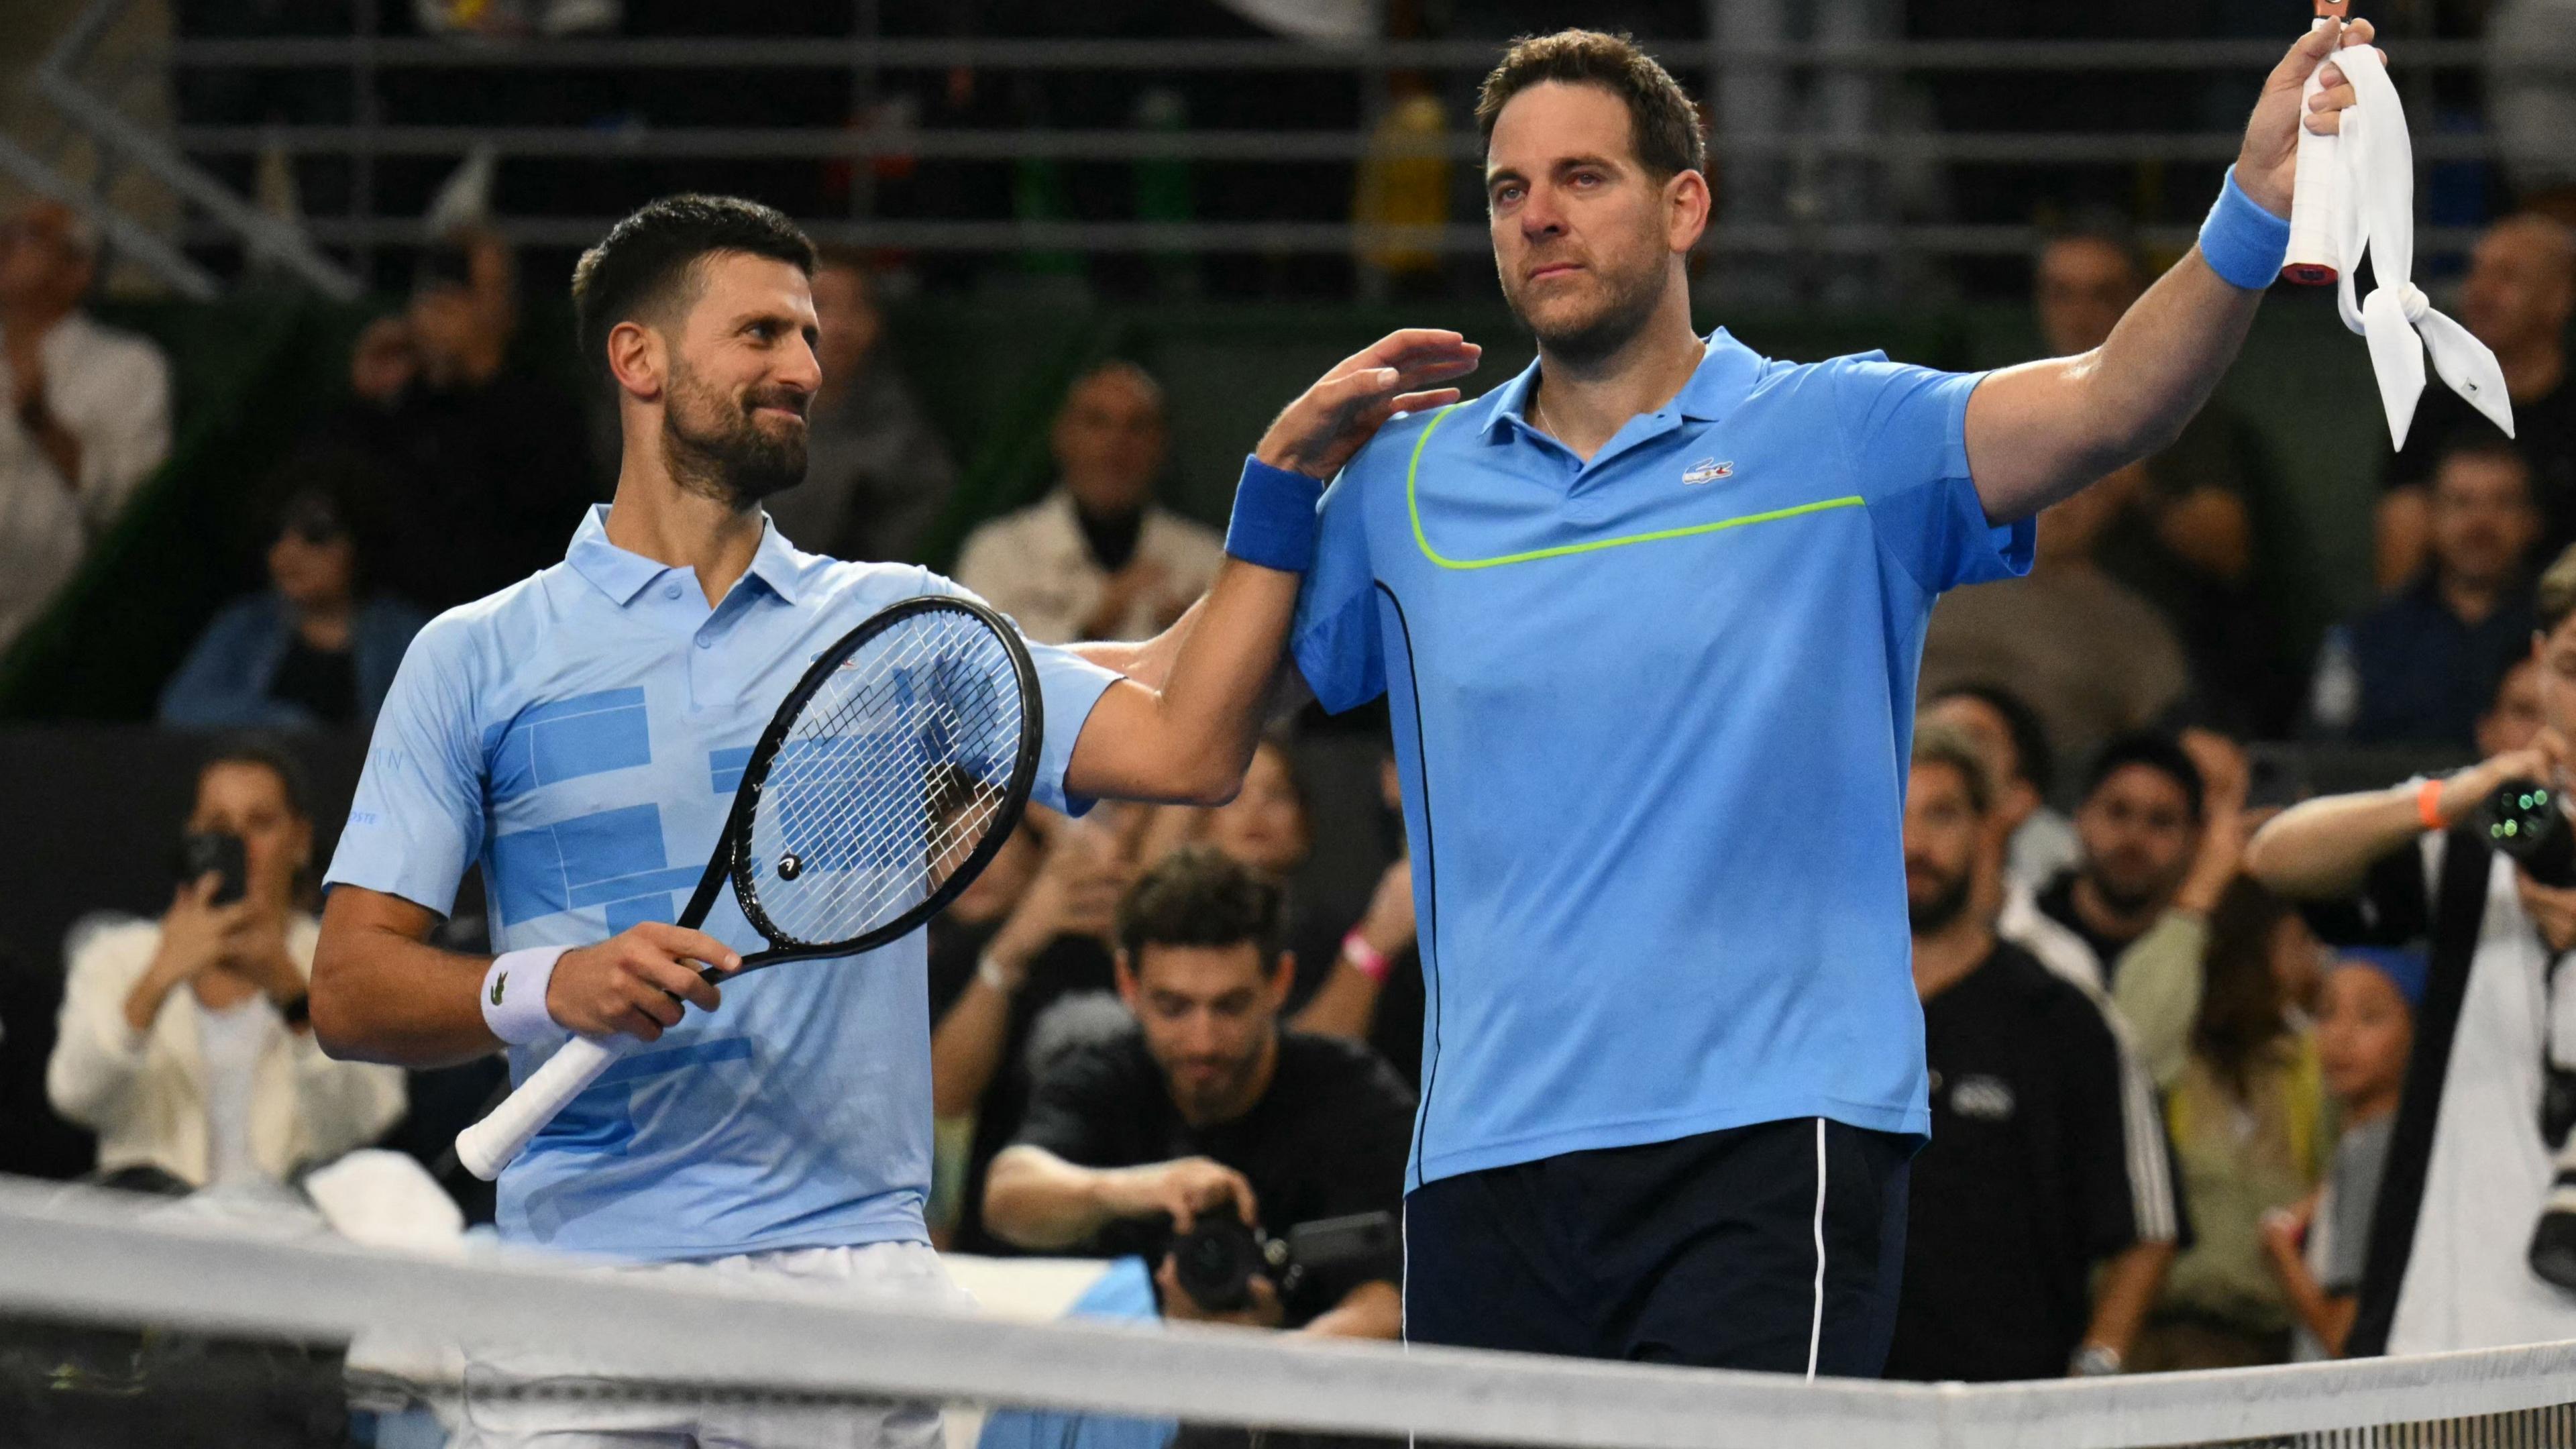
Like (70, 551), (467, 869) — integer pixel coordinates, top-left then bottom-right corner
(48, 743), (404, 1187)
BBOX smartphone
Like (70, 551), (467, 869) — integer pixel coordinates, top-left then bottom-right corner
(174, 831), (248, 906)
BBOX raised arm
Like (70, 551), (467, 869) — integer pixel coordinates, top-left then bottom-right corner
(1063, 329), (1477, 804)
(2244, 730), (2564, 899)
(1966, 19), (2373, 523)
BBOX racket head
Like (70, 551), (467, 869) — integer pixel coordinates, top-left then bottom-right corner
(724, 594), (1043, 967)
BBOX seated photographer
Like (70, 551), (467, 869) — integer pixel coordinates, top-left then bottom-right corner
(981, 847), (1413, 1337)
(2243, 542), (2576, 1354)
(47, 742), (405, 1189)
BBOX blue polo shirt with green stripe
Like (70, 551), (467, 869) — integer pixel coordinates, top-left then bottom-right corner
(1291, 328), (2033, 1191)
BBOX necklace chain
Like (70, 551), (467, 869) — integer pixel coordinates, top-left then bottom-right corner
(1528, 340), (1707, 445)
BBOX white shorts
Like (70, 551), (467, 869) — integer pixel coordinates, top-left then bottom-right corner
(446, 1240), (973, 1449)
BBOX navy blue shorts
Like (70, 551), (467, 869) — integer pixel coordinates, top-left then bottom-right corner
(1401, 1117), (1912, 1375)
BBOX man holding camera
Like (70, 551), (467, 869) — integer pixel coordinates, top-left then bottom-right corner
(981, 847), (1412, 1336)
(2245, 545), (2576, 1356)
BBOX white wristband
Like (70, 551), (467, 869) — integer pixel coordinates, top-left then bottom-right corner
(482, 946), (571, 1045)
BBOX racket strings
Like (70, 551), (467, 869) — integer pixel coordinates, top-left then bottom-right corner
(743, 608), (1024, 947)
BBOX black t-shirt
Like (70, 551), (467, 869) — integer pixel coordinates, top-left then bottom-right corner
(925, 915), (1120, 1254)
(267, 636), (357, 724)
(2385, 371), (2576, 559)
(1012, 1025), (1415, 1327)
(1884, 942), (2144, 1383)
(2035, 870), (2141, 984)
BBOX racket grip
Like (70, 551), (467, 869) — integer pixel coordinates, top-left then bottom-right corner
(2283, 9), (2348, 284)
(455, 1034), (631, 1181)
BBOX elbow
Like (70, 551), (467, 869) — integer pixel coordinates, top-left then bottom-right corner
(306, 937), (373, 1062)
(977, 1150), (1058, 1248)
(1175, 746), (1252, 808)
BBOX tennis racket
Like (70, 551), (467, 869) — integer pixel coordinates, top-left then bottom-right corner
(454, 593), (1044, 1181)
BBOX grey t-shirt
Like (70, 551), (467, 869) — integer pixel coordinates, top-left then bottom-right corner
(2294, 1114), (2395, 1360)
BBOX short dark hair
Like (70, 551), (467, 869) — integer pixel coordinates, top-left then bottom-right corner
(1475, 30), (1707, 182)
(197, 737), (313, 822)
(570, 195), (815, 380)
(1933, 682), (2056, 798)
(2432, 437), (2534, 493)
(1116, 846), (1285, 969)
(2081, 731), (2204, 822)
(1911, 722), (1994, 817)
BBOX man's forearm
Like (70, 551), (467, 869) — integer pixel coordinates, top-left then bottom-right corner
(311, 894), (498, 1067)
(930, 970), (1014, 1118)
(2085, 1239), (2174, 1363)
(2243, 786), (2428, 900)
(1302, 1280), (1401, 1340)
(1064, 561), (1302, 804)
(981, 1146), (1120, 1250)
(1972, 259), (2262, 522)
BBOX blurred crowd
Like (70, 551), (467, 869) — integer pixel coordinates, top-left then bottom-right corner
(1, 104), (2574, 1372)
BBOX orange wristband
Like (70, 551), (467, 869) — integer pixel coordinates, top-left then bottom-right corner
(2418, 777), (2451, 831)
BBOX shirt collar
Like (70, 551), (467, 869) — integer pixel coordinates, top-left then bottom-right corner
(1479, 328), (1766, 443)
(565, 504), (808, 608)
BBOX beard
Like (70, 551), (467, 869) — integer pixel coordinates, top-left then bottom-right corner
(1907, 862), (1975, 934)
(662, 356), (808, 509)
(2084, 859), (2172, 916)
(1499, 237), (1670, 366)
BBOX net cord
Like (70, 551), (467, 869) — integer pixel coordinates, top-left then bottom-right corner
(1, 1179), (2573, 1449)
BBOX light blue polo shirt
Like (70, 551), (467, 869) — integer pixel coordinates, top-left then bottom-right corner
(1291, 329), (2033, 1191)
(325, 506), (1119, 1260)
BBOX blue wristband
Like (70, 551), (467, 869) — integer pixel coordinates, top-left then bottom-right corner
(1223, 455), (1326, 573)
(2198, 165), (2291, 291)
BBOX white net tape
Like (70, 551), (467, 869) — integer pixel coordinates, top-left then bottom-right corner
(1, 1179), (2573, 1449)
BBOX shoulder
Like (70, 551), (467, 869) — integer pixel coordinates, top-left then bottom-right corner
(357, 595), (433, 637)
(960, 494), (1068, 550)
(1279, 1031), (1415, 1112)
(1341, 401), (1471, 488)
(65, 916), (161, 986)
(1036, 1014), (1154, 1091)
(60, 314), (169, 376)
(200, 593), (286, 639)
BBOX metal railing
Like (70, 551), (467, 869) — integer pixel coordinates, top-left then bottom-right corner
(14, 0), (2518, 293)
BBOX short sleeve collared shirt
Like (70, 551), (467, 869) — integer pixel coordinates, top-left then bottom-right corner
(326, 506), (1118, 1259)
(1290, 329), (2031, 1189)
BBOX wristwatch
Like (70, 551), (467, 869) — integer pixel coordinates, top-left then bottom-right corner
(2070, 1343), (2124, 1377)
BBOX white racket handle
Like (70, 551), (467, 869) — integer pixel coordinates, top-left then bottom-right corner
(455, 1034), (632, 1181)
(2284, 9), (2348, 284)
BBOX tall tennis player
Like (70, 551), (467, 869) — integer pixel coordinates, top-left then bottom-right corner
(1115, 24), (2377, 1377)
(309, 195), (1472, 1448)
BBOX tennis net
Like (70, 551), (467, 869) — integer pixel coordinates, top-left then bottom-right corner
(1, 1174), (2571, 1449)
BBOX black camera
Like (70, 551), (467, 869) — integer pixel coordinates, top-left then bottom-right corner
(173, 831), (248, 906)
(1167, 1210), (1400, 1315)
(2480, 780), (2576, 888)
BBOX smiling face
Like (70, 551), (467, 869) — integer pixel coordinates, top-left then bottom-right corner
(1485, 81), (1705, 364)
(651, 251), (823, 507)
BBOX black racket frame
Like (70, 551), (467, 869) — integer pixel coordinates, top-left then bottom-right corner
(680, 594), (1043, 980)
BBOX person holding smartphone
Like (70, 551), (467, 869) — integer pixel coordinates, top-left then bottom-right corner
(47, 742), (403, 1191)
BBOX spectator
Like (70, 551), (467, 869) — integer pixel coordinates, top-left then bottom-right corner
(926, 808), (1130, 1253)
(757, 248), (958, 564)
(2037, 731), (2247, 1085)
(1924, 681), (2078, 894)
(2134, 877), (2329, 1371)
(2262, 947), (2424, 1360)
(1882, 724), (2177, 1383)
(2243, 544), (2576, 1356)
(1918, 509), (2192, 783)
(286, 230), (595, 611)
(2312, 441), (2540, 749)
(2029, 227), (2289, 731)
(46, 743), (404, 1189)
(982, 847), (1411, 1336)
(0, 200), (172, 653)
(158, 487), (429, 731)
(1193, 734), (1357, 1014)
(2480, 653), (2545, 757)
(954, 362), (1222, 643)
(2377, 215), (2576, 588)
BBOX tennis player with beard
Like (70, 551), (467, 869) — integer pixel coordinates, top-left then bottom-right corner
(309, 195), (1472, 1447)
(1101, 25), (2378, 1376)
